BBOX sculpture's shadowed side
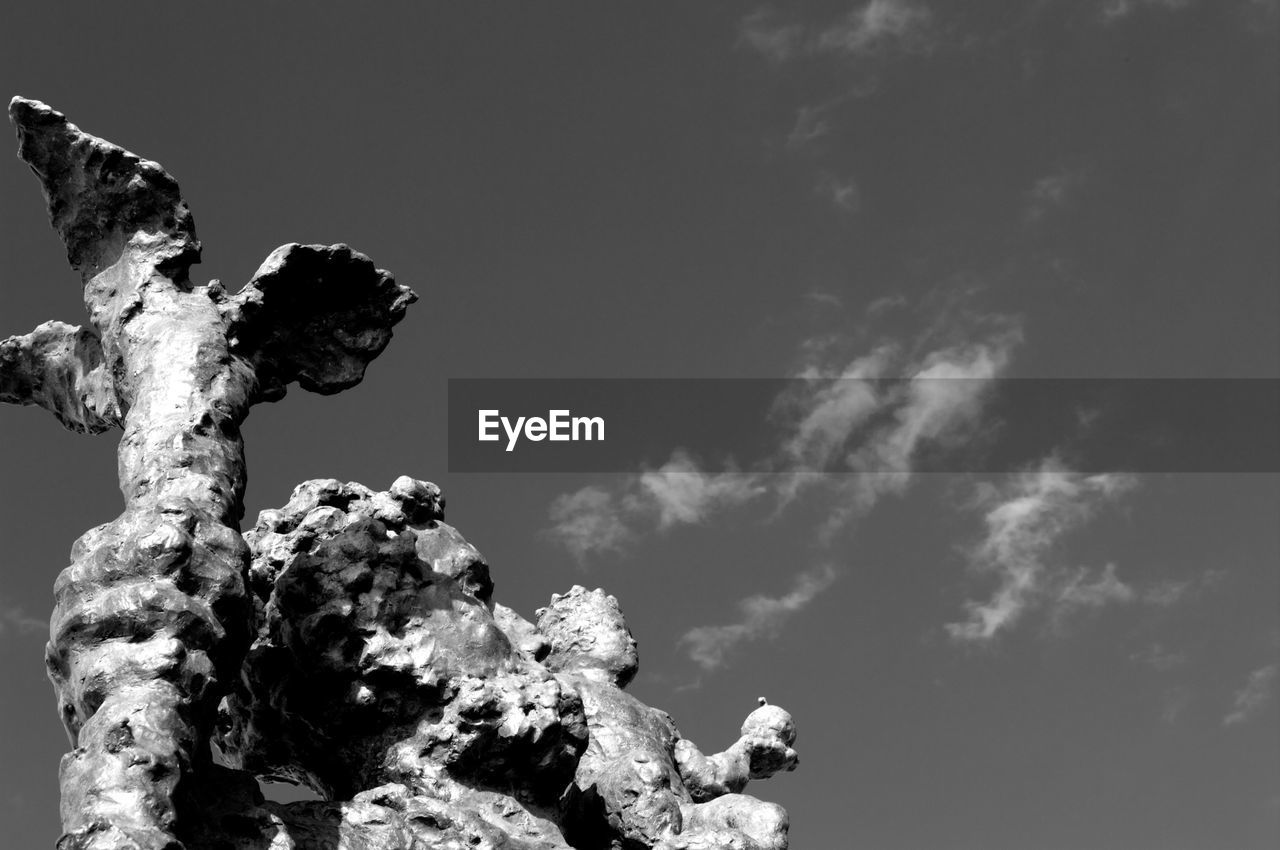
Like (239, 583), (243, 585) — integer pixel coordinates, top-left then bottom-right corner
(1, 98), (796, 850)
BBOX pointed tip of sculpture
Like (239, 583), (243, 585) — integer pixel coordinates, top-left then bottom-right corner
(9, 95), (59, 124)
(7, 95), (203, 279)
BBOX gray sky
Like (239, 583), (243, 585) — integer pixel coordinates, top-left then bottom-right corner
(1, 2), (1277, 848)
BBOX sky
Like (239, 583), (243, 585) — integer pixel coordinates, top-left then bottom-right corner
(1, 2), (1277, 848)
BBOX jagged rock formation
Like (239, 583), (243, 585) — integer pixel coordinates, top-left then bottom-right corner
(0, 98), (797, 849)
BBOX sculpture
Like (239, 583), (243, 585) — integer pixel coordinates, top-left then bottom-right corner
(537, 586), (796, 850)
(0, 97), (797, 849)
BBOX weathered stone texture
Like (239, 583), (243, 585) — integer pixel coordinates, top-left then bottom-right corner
(219, 478), (588, 805)
(2, 98), (797, 850)
(4, 97), (413, 850)
(204, 481), (797, 850)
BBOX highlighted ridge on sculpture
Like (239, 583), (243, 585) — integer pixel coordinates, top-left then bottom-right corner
(0, 98), (797, 850)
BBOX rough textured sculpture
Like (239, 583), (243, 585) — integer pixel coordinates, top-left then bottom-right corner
(1, 97), (797, 849)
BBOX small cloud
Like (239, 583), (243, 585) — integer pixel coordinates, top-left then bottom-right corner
(1130, 642), (1188, 671)
(0, 597), (46, 637)
(1138, 568), (1226, 608)
(816, 172), (861, 212)
(866, 294), (908, 316)
(680, 564), (839, 669)
(804, 290), (845, 309)
(1224, 664), (1279, 726)
(1141, 579), (1192, 607)
(1055, 562), (1135, 612)
(545, 457), (765, 561)
(739, 1), (933, 62)
(816, 0), (934, 56)
(738, 7), (806, 62)
(1025, 169), (1083, 223)
(545, 486), (633, 562)
(1101, 0), (1194, 23)
(1076, 406), (1102, 430)
(787, 104), (833, 150)
(637, 452), (767, 529)
(946, 460), (1137, 642)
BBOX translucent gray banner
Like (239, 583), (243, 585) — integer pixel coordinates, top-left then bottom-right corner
(447, 378), (1279, 473)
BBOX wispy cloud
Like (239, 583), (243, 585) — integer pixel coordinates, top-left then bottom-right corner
(546, 309), (1022, 562)
(816, 172), (861, 212)
(1053, 561), (1136, 613)
(1139, 568), (1226, 608)
(810, 335), (1016, 539)
(546, 486), (633, 562)
(544, 456), (767, 561)
(1025, 169), (1084, 222)
(638, 452), (768, 529)
(1224, 664), (1279, 726)
(946, 461), (1137, 642)
(1101, 0), (1194, 23)
(739, 1), (934, 62)
(866, 294), (908, 316)
(546, 300), (1028, 671)
(738, 8), (807, 62)
(0, 597), (46, 636)
(803, 290), (845, 310)
(1130, 642), (1189, 671)
(680, 564), (839, 669)
(775, 346), (891, 477)
(787, 104), (834, 150)
(816, 0), (934, 56)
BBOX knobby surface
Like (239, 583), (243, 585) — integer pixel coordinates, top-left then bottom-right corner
(1, 97), (796, 850)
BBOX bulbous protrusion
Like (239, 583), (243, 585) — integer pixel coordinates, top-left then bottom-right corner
(220, 478), (587, 803)
(537, 585), (640, 688)
(741, 704), (799, 779)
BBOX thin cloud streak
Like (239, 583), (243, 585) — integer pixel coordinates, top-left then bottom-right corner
(946, 461), (1137, 642)
(737, 8), (806, 62)
(1130, 642), (1188, 671)
(544, 455), (766, 562)
(815, 0), (934, 56)
(776, 346), (890, 476)
(545, 486), (633, 562)
(1101, 0), (1194, 23)
(865, 294), (908, 316)
(1223, 664), (1279, 726)
(803, 290), (845, 310)
(808, 332), (1017, 540)
(680, 564), (839, 670)
(815, 172), (861, 212)
(739, 0), (933, 62)
(0, 597), (46, 636)
(786, 104), (833, 150)
(1025, 169), (1084, 223)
